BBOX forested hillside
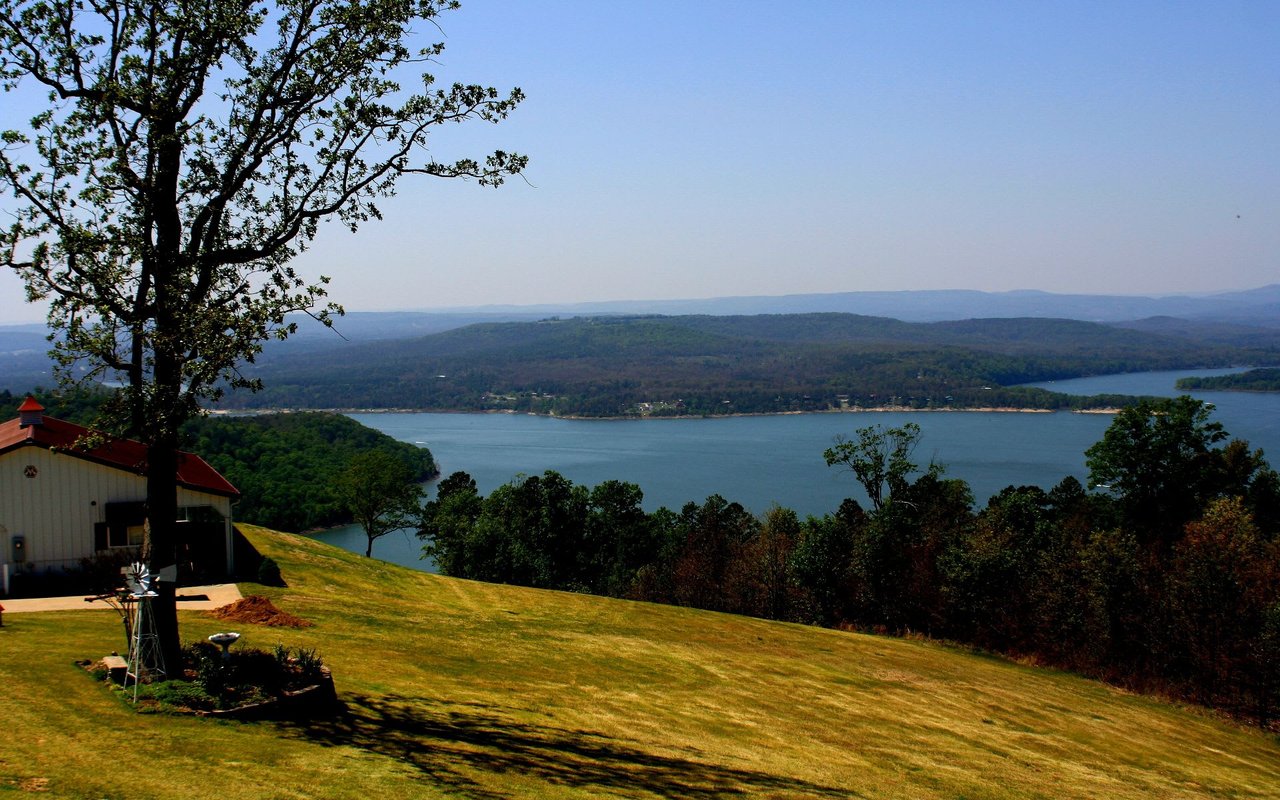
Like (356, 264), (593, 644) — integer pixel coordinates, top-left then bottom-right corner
(219, 313), (1278, 415)
(1177, 368), (1280, 392)
(188, 413), (436, 531)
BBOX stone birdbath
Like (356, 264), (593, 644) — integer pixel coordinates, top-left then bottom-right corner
(208, 632), (241, 661)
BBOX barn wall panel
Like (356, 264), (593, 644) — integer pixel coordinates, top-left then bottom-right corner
(1, 447), (145, 569)
(1, 445), (234, 574)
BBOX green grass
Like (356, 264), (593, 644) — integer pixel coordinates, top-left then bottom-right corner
(3, 525), (1279, 799)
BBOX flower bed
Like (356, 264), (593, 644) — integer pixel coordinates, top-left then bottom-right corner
(96, 642), (337, 718)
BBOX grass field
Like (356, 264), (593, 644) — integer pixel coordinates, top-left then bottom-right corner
(3, 525), (1279, 799)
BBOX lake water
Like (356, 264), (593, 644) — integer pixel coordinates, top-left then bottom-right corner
(314, 368), (1279, 571)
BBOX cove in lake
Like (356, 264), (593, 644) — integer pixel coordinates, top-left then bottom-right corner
(314, 368), (1279, 572)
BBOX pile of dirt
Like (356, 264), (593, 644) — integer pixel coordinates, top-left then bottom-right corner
(207, 595), (313, 628)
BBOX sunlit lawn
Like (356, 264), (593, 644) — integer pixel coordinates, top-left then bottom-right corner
(2, 524), (1279, 799)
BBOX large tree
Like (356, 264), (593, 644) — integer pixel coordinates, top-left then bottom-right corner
(0, 0), (524, 668)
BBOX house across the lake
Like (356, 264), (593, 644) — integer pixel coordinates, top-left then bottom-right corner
(0, 397), (239, 595)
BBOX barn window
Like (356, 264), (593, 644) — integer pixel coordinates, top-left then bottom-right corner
(103, 502), (147, 549)
(179, 505), (225, 524)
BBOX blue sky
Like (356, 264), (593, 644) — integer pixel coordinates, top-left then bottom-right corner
(2, 0), (1277, 323)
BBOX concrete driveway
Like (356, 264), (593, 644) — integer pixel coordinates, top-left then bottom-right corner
(1, 583), (243, 613)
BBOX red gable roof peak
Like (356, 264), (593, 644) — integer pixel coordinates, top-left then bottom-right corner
(18, 396), (44, 412)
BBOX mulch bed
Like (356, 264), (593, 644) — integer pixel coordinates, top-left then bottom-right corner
(206, 595), (313, 628)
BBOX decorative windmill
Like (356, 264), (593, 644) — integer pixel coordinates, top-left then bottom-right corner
(124, 562), (165, 701)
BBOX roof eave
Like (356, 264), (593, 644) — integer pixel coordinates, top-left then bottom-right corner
(1, 438), (240, 499)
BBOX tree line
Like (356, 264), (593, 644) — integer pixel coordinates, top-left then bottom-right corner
(1177, 368), (1280, 393)
(419, 397), (1280, 727)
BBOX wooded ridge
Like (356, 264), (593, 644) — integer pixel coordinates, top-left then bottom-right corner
(1176, 368), (1280, 393)
(217, 313), (1279, 415)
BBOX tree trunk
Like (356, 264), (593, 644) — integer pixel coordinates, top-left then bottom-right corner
(146, 437), (184, 674)
(144, 343), (186, 673)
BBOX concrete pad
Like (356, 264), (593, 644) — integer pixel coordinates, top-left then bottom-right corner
(174, 583), (244, 610)
(1, 583), (243, 614)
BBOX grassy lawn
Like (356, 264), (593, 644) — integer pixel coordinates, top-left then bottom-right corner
(3, 524), (1279, 799)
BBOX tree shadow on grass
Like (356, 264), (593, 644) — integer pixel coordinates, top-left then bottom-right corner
(282, 693), (859, 799)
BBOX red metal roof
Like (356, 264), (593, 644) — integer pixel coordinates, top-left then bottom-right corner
(17, 396), (44, 412)
(0, 412), (239, 498)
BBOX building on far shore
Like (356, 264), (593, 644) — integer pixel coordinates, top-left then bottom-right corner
(0, 397), (239, 595)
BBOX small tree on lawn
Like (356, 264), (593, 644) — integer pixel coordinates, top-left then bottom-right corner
(0, 0), (524, 669)
(338, 451), (424, 558)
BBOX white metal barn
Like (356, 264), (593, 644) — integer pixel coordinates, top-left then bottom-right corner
(0, 397), (240, 595)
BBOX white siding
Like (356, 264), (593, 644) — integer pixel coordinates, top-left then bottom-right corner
(176, 488), (232, 520)
(0, 445), (232, 572)
(0, 446), (144, 569)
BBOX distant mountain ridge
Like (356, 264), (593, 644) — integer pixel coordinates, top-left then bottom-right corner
(3, 285), (1277, 393)
(426, 284), (1280, 326)
(263, 283), (1280, 344)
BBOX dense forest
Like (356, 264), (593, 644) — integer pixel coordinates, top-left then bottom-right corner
(219, 313), (1279, 415)
(420, 397), (1280, 727)
(1, 390), (436, 532)
(186, 414), (436, 531)
(1176, 368), (1280, 393)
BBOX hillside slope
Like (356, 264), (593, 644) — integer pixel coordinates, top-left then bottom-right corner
(2, 526), (1279, 799)
(221, 313), (1278, 414)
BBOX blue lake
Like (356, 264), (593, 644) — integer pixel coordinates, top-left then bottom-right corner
(314, 368), (1279, 571)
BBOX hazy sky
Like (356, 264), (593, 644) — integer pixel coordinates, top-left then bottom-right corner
(2, 1), (1277, 324)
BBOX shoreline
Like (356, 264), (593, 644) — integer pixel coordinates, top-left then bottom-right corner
(212, 405), (1122, 420)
